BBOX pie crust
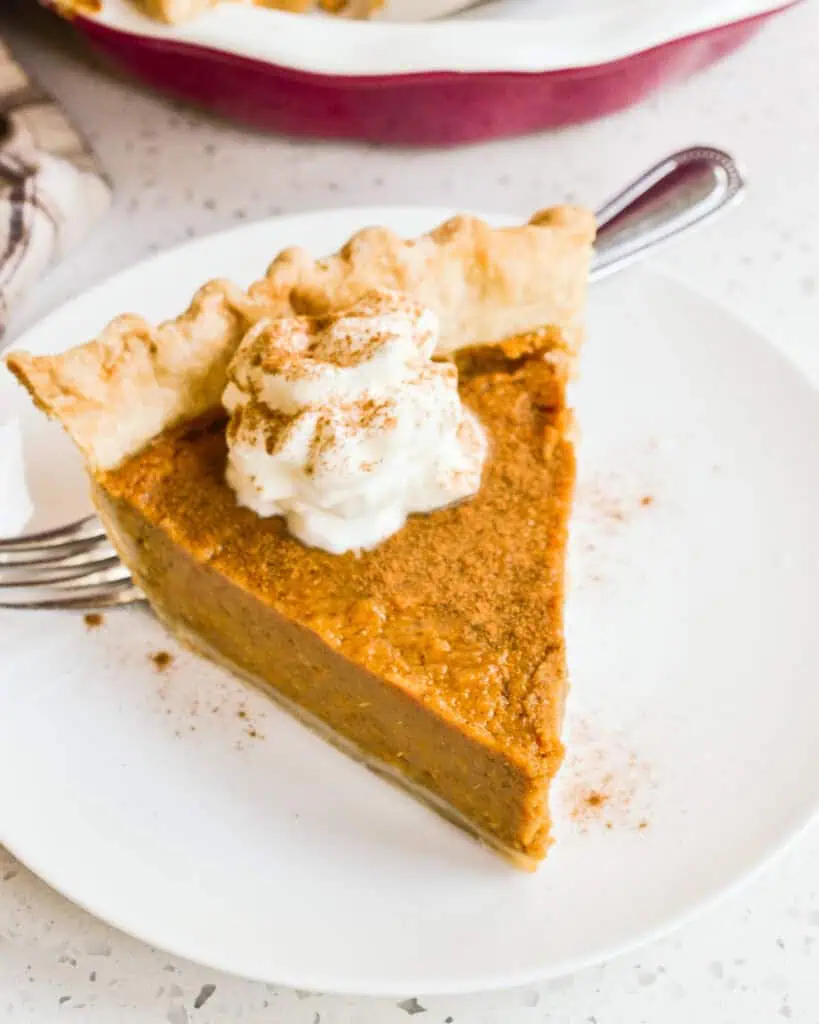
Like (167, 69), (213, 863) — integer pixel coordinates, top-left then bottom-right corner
(8, 207), (594, 472)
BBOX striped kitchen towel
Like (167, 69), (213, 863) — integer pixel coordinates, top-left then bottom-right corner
(0, 35), (110, 339)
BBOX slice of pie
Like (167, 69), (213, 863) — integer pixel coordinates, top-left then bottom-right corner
(6, 206), (595, 868)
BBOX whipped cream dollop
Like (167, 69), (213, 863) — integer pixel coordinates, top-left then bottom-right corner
(223, 289), (487, 554)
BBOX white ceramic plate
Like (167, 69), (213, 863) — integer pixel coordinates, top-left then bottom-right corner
(2, 207), (819, 997)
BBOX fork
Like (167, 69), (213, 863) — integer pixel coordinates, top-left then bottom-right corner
(0, 516), (144, 609)
(0, 145), (745, 611)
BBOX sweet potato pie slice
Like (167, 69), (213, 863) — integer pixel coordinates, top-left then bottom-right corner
(7, 207), (595, 868)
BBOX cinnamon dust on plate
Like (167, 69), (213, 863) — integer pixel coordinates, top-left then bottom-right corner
(572, 454), (660, 590)
(560, 717), (654, 834)
(149, 652), (266, 746)
(150, 650), (174, 672)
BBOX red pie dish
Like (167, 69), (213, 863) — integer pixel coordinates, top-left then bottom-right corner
(51, 0), (796, 144)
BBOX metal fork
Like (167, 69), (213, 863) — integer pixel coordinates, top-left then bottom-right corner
(0, 145), (745, 611)
(0, 516), (144, 609)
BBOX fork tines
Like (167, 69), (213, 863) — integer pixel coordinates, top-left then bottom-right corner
(0, 516), (144, 610)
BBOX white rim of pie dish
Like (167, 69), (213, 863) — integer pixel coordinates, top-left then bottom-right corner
(76, 0), (794, 78)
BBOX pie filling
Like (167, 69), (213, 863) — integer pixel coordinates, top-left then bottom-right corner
(96, 339), (573, 865)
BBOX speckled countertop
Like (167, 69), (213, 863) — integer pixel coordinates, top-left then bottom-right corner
(2, 1), (819, 1020)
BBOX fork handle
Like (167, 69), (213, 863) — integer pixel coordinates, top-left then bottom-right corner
(591, 146), (745, 282)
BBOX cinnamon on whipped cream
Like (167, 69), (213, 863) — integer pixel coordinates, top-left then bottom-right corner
(223, 289), (487, 554)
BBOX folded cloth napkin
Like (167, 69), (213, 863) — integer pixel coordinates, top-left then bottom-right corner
(0, 35), (110, 340)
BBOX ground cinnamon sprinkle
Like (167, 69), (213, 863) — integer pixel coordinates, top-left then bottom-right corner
(577, 463), (658, 532)
(150, 650), (174, 672)
(83, 612), (105, 629)
(570, 779), (616, 825)
(579, 481), (627, 524)
(562, 719), (654, 834)
(573, 469), (659, 591)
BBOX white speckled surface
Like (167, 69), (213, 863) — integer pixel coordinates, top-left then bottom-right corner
(1, 1), (818, 1019)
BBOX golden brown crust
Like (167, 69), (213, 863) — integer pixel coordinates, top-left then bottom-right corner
(7, 280), (251, 472)
(5, 207), (594, 471)
(250, 207), (594, 357)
